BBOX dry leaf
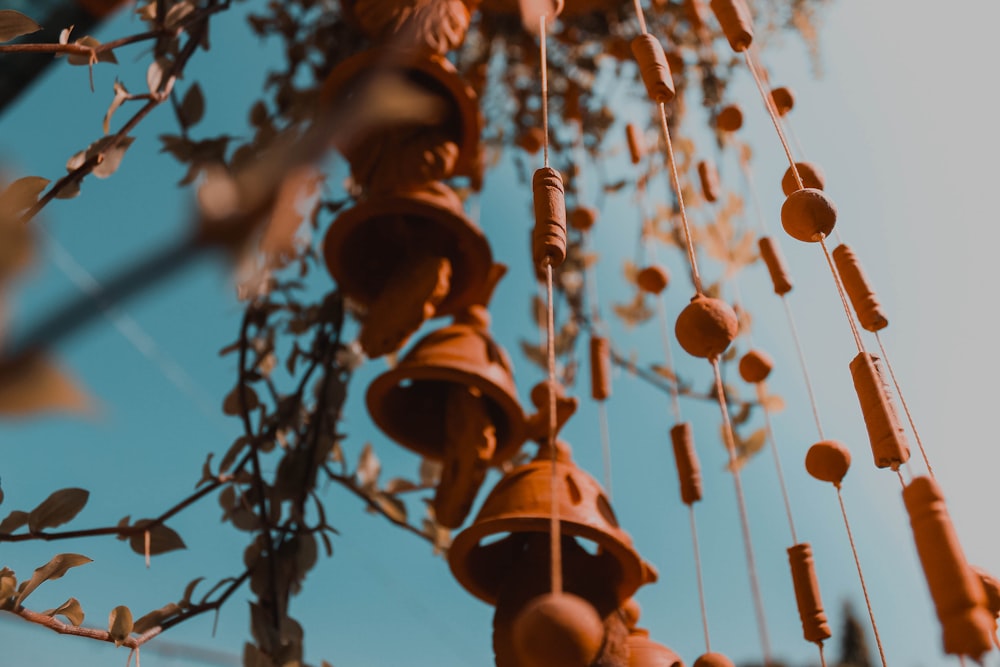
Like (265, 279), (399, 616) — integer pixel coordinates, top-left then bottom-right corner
(15, 553), (93, 606)
(27, 488), (89, 532)
(108, 605), (133, 646)
(42, 597), (84, 626)
(0, 10), (41, 43)
(0, 354), (92, 417)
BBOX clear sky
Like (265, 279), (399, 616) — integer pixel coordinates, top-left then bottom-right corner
(1, 1), (999, 667)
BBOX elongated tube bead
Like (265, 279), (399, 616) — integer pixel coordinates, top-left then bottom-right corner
(590, 335), (611, 401)
(671, 422), (702, 505)
(532, 167), (567, 271)
(787, 543), (832, 644)
(626, 123), (644, 164)
(697, 160), (720, 203)
(849, 352), (909, 469)
(833, 244), (888, 332)
(710, 0), (754, 52)
(903, 476), (995, 659)
(631, 34), (676, 103)
(758, 236), (793, 295)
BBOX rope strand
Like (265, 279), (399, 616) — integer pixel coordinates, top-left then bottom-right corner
(658, 103), (705, 294)
(689, 504), (712, 653)
(743, 50), (802, 190)
(545, 260), (562, 594)
(837, 488), (888, 667)
(540, 14), (550, 168)
(758, 383), (797, 544)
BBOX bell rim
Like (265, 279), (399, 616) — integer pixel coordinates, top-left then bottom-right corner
(365, 335), (525, 463)
(322, 187), (493, 316)
(319, 48), (482, 180)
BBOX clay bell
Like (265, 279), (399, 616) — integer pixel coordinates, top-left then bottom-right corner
(448, 440), (658, 605)
(323, 182), (492, 357)
(341, 0), (474, 54)
(623, 600), (684, 667)
(319, 48), (482, 191)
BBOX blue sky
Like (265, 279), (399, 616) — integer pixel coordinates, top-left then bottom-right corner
(1, 1), (999, 666)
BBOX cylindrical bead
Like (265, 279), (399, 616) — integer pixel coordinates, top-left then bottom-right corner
(590, 335), (611, 401)
(758, 236), (793, 295)
(631, 34), (676, 103)
(903, 476), (996, 659)
(709, 0), (754, 52)
(833, 244), (889, 332)
(787, 543), (832, 644)
(697, 160), (720, 203)
(626, 123), (644, 164)
(770, 86), (795, 116)
(849, 352), (909, 469)
(532, 167), (567, 271)
(671, 422), (702, 505)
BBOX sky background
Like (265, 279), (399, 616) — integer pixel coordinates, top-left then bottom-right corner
(1, 1), (1000, 666)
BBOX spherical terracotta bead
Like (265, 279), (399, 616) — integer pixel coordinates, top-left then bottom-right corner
(636, 265), (670, 294)
(694, 652), (736, 667)
(738, 349), (773, 383)
(781, 188), (837, 242)
(716, 104), (744, 132)
(513, 592), (604, 667)
(569, 206), (598, 232)
(805, 440), (851, 486)
(781, 161), (826, 196)
(675, 296), (738, 359)
(771, 86), (795, 115)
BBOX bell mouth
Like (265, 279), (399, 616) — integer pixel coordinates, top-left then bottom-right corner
(319, 49), (482, 180)
(322, 185), (492, 317)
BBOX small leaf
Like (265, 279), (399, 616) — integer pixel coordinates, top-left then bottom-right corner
(0, 176), (50, 214)
(180, 577), (204, 608)
(67, 36), (116, 65)
(102, 80), (130, 135)
(0, 10), (42, 43)
(0, 353), (92, 417)
(115, 515), (131, 540)
(418, 459), (442, 487)
(222, 384), (259, 416)
(355, 443), (380, 491)
(0, 510), (28, 535)
(93, 136), (135, 179)
(28, 488), (89, 532)
(370, 492), (406, 524)
(43, 597), (84, 626)
(108, 605), (133, 646)
(178, 83), (205, 128)
(15, 553), (92, 607)
(146, 57), (174, 96)
(128, 522), (186, 557)
(761, 393), (785, 413)
(383, 478), (419, 494)
(132, 602), (181, 634)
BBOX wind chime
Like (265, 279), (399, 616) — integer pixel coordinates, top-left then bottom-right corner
(316, 0), (1000, 664)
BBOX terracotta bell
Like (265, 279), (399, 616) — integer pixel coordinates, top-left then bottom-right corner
(319, 48), (482, 192)
(323, 181), (492, 358)
(340, 0), (475, 54)
(366, 265), (524, 527)
(622, 600), (685, 667)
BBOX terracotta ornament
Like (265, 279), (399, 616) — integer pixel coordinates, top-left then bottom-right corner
(738, 349), (773, 383)
(709, 0), (754, 52)
(780, 161), (825, 196)
(590, 335), (612, 402)
(632, 35), (676, 104)
(512, 592), (605, 667)
(849, 352), (909, 469)
(832, 244), (889, 332)
(622, 600), (684, 667)
(636, 265), (670, 295)
(533, 167), (568, 272)
(757, 237), (793, 295)
(346, 0), (474, 54)
(674, 295), (739, 359)
(671, 422), (702, 505)
(626, 124), (645, 165)
(570, 206), (599, 232)
(903, 476), (995, 659)
(787, 543), (832, 644)
(770, 86), (795, 116)
(781, 188), (837, 242)
(697, 160), (720, 203)
(804, 440), (851, 487)
(322, 182), (492, 357)
(692, 652), (734, 667)
(716, 104), (744, 132)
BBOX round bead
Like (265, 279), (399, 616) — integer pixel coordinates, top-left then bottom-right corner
(781, 161), (826, 196)
(621, 598), (641, 629)
(517, 127), (546, 154)
(739, 349), (773, 383)
(770, 86), (795, 115)
(512, 593), (604, 667)
(569, 206), (598, 232)
(716, 104), (744, 132)
(781, 188), (837, 242)
(805, 440), (852, 486)
(636, 265), (670, 294)
(694, 652), (736, 667)
(674, 296), (738, 359)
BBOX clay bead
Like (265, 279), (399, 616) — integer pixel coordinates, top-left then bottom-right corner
(674, 295), (739, 359)
(513, 592), (605, 667)
(833, 244), (889, 332)
(781, 161), (826, 196)
(781, 188), (837, 242)
(693, 652), (735, 667)
(805, 440), (851, 486)
(697, 159), (721, 203)
(631, 34), (676, 104)
(671, 422), (702, 505)
(850, 352), (910, 469)
(738, 349), (773, 383)
(626, 123), (644, 165)
(758, 236), (793, 295)
(517, 127), (547, 154)
(770, 86), (795, 116)
(787, 542), (832, 644)
(532, 167), (567, 271)
(637, 265), (670, 294)
(716, 104), (744, 132)
(590, 335), (612, 401)
(569, 206), (598, 232)
(709, 0), (754, 52)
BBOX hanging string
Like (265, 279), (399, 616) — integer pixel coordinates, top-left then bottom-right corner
(658, 104), (705, 295)
(757, 383), (797, 544)
(712, 359), (773, 664)
(837, 488), (889, 667)
(690, 505), (712, 653)
(895, 468), (906, 490)
(876, 332), (934, 478)
(655, 297), (684, 422)
(743, 51), (802, 191)
(631, 0), (648, 34)
(818, 235), (865, 354)
(782, 298), (826, 440)
(545, 261), (562, 595)
(818, 642), (828, 667)
(738, 153), (768, 235)
(540, 14), (550, 169)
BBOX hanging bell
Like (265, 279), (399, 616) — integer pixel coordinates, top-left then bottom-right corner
(621, 599), (684, 667)
(323, 181), (492, 358)
(366, 265), (524, 527)
(341, 0), (475, 54)
(319, 48), (482, 192)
